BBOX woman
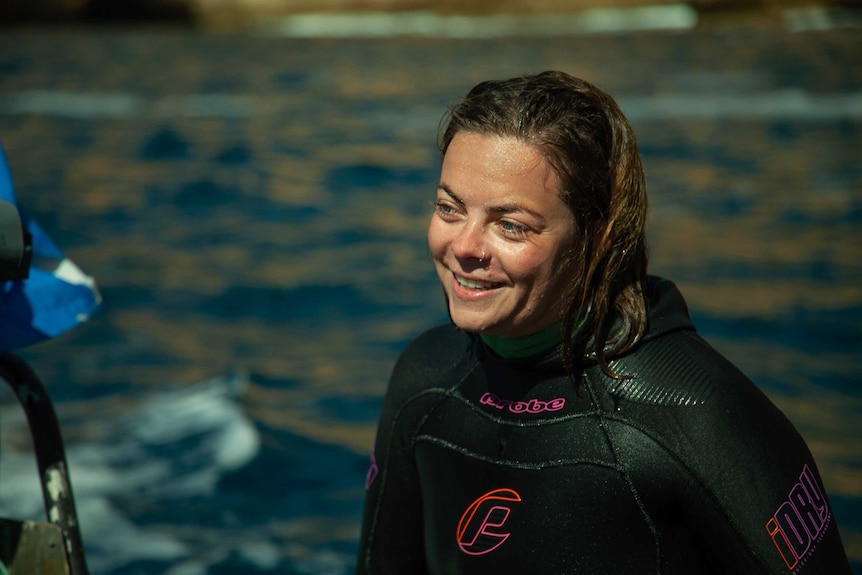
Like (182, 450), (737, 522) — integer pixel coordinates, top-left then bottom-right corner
(356, 71), (850, 574)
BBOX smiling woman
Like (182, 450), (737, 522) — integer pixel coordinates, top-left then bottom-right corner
(355, 71), (853, 575)
(428, 133), (576, 338)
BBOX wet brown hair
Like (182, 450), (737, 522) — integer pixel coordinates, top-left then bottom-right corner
(438, 70), (649, 376)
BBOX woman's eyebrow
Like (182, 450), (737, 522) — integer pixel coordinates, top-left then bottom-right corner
(437, 183), (547, 224)
(437, 184), (463, 205)
(488, 203), (546, 224)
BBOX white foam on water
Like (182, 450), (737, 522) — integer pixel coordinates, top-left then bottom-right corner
(119, 374), (260, 495)
(0, 372), (262, 574)
(3, 89), (861, 121)
(0, 91), (254, 119)
(784, 6), (862, 31)
(77, 497), (190, 574)
(237, 540), (282, 570)
(619, 90), (862, 121)
(2, 90), (143, 118)
(165, 560), (209, 575)
(253, 5), (698, 38)
(251, 5), (861, 37)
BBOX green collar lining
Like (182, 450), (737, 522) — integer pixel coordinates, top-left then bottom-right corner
(480, 320), (563, 359)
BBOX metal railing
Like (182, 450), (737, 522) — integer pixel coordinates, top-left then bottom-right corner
(0, 352), (89, 575)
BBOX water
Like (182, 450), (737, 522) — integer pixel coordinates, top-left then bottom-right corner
(0, 23), (860, 574)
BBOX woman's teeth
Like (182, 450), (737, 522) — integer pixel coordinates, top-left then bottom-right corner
(456, 275), (497, 290)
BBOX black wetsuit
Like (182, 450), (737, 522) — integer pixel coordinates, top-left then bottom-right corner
(357, 277), (851, 574)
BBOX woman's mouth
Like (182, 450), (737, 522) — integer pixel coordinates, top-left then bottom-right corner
(454, 273), (502, 291)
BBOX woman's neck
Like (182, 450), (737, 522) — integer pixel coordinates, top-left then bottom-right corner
(479, 321), (563, 359)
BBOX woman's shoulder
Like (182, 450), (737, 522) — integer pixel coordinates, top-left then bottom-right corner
(601, 327), (816, 488)
(387, 323), (478, 395)
(394, 323), (476, 374)
(608, 327), (788, 424)
(599, 329), (847, 574)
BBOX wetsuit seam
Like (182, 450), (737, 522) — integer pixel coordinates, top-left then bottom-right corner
(414, 435), (623, 472)
(599, 410), (772, 573)
(364, 370), (474, 573)
(583, 368), (664, 575)
(409, 359), (481, 452)
(363, 392), (426, 572)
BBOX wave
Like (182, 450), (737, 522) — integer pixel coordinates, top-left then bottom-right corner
(0, 373), (267, 574)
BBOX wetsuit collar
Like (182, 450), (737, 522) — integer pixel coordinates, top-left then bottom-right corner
(480, 320), (563, 359)
(476, 276), (694, 368)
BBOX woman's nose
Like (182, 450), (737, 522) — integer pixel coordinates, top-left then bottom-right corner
(451, 221), (487, 263)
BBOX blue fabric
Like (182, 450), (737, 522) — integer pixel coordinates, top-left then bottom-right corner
(0, 143), (100, 352)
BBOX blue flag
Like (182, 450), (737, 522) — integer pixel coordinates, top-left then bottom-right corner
(0, 143), (101, 352)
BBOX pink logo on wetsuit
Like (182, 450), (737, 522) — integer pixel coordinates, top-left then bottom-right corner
(479, 392), (565, 414)
(365, 450), (378, 489)
(457, 488), (522, 555)
(765, 464), (831, 572)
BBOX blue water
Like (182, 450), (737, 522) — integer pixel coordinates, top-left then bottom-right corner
(0, 24), (860, 574)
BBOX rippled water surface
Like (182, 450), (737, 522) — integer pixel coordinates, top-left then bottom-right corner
(0, 24), (860, 574)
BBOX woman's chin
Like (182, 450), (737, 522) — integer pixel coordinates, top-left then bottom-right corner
(448, 310), (495, 334)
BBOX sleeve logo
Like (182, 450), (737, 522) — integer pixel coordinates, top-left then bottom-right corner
(365, 449), (378, 490)
(765, 464), (832, 571)
(456, 488), (521, 556)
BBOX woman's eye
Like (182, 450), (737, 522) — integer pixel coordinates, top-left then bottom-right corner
(435, 201), (459, 218)
(500, 220), (529, 237)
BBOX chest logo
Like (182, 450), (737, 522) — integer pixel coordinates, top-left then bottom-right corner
(480, 391), (565, 414)
(456, 488), (521, 555)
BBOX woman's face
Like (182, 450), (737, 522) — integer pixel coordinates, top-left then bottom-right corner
(428, 132), (577, 337)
